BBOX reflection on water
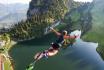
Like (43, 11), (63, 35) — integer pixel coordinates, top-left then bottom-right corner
(9, 39), (104, 70)
(64, 39), (104, 70)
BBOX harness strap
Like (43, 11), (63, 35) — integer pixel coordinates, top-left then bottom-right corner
(43, 51), (49, 58)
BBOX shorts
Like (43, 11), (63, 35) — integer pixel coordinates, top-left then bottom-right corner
(51, 43), (60, 50)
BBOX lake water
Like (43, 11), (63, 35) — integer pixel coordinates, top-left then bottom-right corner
(9, 39), (104, 70)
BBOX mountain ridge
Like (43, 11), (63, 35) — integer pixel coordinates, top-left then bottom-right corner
(0, 3), (29, 28)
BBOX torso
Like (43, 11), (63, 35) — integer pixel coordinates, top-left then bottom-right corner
(55, 35), (64, 44)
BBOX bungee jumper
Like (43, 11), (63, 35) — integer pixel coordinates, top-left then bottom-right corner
(34, 27), (79, 60)
(26, 27), (80, 70)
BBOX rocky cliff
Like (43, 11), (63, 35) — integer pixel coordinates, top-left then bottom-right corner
(3, 0), (93, 41)
(27, 0), (69, 23)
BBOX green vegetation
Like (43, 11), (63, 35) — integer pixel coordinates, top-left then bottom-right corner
(7, 0), (88, 41)
(5, 1), (92, 42)
(8, 20), (47, 41)
(7, 0), (70, 41)
(0, 34), (13, 70)
(4, 59), (14, 70)
(27, 0), (68, 21)
(82, 0), (104, 60)
(0, 33), (11, 50)
(70, 11), (80, 22)
(63, 2), (92, 33)
(71, 1), (83, 9)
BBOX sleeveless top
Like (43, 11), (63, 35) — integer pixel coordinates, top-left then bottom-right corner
(55, 35), (64, 46)
(51, 35), (64, 50)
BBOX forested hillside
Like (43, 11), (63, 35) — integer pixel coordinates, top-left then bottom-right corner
(7, 0), (70, 41)
(1, 0), (93, 42)
(82, 0), (104, 60)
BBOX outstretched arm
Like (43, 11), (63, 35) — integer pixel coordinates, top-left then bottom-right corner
(50, 27), (61, 36)
(64, 35), (78, 39)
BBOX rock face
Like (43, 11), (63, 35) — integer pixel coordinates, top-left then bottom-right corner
(27, 0), (69, 23)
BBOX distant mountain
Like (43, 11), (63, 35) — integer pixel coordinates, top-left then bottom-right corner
(0, 3), (29, 28)
(0, 13), (27, 28)
(0, 4), (9, 17)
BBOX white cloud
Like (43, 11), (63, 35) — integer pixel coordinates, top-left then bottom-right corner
(74, 0), (93, 2)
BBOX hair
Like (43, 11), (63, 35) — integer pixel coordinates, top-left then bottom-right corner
(62, 30), (67, 35)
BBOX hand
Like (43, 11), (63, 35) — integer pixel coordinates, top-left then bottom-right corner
(50, 27), (53, 30)
(74, 34), (79, 38)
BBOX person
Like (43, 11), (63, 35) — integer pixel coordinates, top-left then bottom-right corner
(26, 28), (79, 70)
(50, 27), (78, 48)
(34, 27), (78, 61)
(26, 42), (60, 70)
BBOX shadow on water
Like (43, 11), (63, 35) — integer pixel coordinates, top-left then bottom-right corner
(18, 33), (56, 46)
(9, 39), (104, 70)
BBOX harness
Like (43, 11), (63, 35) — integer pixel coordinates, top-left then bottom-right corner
(56, 35), (76, 48)
(55, 35), (64, 47)
(42, 35), (68, 58)
(43, 51), (48, 59)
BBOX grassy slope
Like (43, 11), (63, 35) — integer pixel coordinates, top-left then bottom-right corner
(82, 0), (104, 59)
(4, 59), (14, 70)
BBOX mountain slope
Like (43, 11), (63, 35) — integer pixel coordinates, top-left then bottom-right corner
(82, 0), (104, 59)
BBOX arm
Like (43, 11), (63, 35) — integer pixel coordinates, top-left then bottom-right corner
(64, 35), (78, 39)
(50, 27), (61, 36)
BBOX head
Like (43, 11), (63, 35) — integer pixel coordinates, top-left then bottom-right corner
(62, 30), (68, 35)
